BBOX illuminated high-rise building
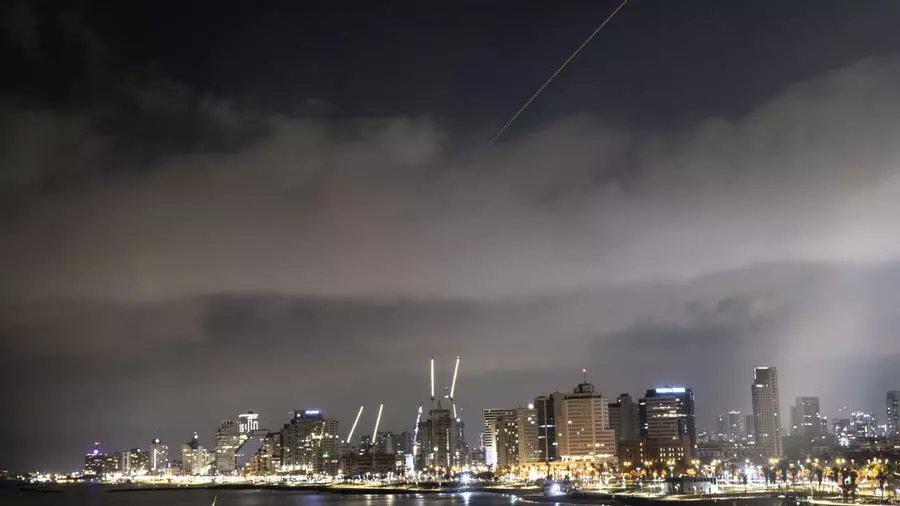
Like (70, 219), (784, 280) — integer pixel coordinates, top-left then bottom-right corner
(215, 419), (242, 474)
(849, 411), (877, 439)
(751, 366), (783, 459)
(888, 391), (900, 437)
(640, 386), (696, 461)
(149, 438), (168, 473)
(554, 376), (616, 464)
(516, 404), (541, 464)
(491, 413), (520, 468)
(180, 432), (213, 475)
(483, 408), (516, 467)
(534, 393), (560, 462)
(281, 409), (340, 475)
(726, 410), (745, 441)
(790, 397), (824, 437)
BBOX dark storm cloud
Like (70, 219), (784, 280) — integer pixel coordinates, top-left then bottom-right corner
(3, 262), (900, 471)
(3, 0), (900, 472)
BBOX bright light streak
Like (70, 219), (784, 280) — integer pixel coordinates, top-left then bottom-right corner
(346, 405), (364, 444)
(449, 355), (460, 400)
(430, 356), (435, 400)
(371, 403), (384, 442)
(489, 0), (629, 144)
(413, 404), (423, 457)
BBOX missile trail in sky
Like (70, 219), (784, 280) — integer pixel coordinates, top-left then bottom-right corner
(489, 0), (629, 145)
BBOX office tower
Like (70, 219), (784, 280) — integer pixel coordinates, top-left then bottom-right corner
(149, 438), (168, 473)
(888, 391), (900, 437)
(238, 411), (260, 434)
(751, 366), (783, 459)
(483, 408), (517, 467)
(640, 386), (697, 461)
(790, 397), (823, 437)
(281, 409), (341, 475)
(608, 393), (640, 442)
(517, 404), (541, 464)
(215, 419), (242, 474)
(554, 377), (616, 464)
(491, 413), (520, 468)
(534, 393), (560, 462)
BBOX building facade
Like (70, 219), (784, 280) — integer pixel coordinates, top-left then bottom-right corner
(149, 438), (168, 473)
(483, 408), (517, 467)
(555, 380), (616, 464)
(215, 419), (242, 474)
(888, 391), (899, 437)
(534, 393), (559, 462)
(281, 410), (340, 475)
(790, 397), (824, 437)
(751, 366), (783, 459)
(640, 386), (697, 462)
(516, 405), (541, 464)
(608, 393), (640, 442)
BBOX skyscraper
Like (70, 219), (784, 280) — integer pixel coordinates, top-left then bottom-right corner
(281, 409), (340, 475)
(751, 366), (783, 459)
(608, 393), (640, 442)
(888, 391), (899, 437)
(534, 393), (560, 462)
(215, 419), (242, 474)
(491, 413), (520, 468)
(483, 408), (517, 467)
(639, 386), (696, 461)
(790, 397), (823, 437)
(554, 377), (616, 464)
(516, 404), (541, 464)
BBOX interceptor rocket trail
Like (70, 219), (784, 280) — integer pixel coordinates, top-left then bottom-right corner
(489, 0), (629, 144)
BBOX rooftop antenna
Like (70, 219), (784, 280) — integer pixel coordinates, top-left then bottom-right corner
(582, 368), (588, 384)
(346, 405), (364, 444)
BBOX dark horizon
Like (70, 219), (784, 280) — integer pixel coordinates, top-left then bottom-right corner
(3, 0), (900, 472)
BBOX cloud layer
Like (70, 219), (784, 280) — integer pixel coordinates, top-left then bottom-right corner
(3, 7), (900, 470)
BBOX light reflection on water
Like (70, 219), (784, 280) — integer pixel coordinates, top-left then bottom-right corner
(0, 484), (537, 506)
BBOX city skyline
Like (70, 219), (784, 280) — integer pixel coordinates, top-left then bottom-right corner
(66, 364), (900, 476)
(4, 0), (900, 474)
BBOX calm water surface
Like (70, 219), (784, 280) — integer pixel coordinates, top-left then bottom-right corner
(0, 484), (541, 506)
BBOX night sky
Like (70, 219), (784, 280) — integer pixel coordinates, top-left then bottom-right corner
(3, 0), (900, 472)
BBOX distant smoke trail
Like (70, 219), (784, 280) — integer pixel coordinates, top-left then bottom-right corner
(489, 0), (629, 145)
